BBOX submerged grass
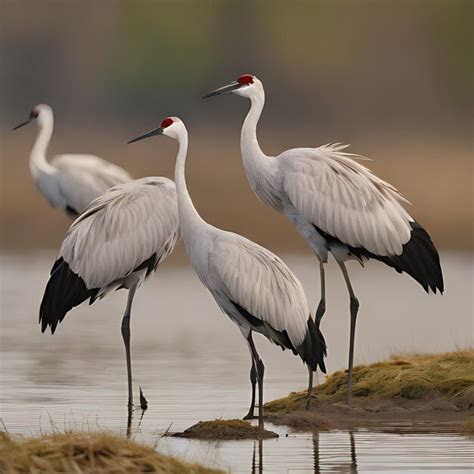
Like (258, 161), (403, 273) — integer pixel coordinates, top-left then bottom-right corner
(265, 350), (474, 412)
(0, 431), (222, 474)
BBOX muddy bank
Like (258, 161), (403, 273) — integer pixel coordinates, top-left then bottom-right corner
(268, 397), (473, 433)
(171, 419), (278, 440)
(265, 350), (474, 433)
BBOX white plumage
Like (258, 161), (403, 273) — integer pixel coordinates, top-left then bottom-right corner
(280, 144), (413, 256)
(40, 176), (179, 408)
(13, 104), (131, 217)
(208, 236), (309, 348)
(62, 177), (178, 292)
(128, 116), (326, 428)
(204, 74), (443, 408)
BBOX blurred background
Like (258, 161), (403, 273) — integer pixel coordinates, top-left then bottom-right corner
(1, 0), (472, 254)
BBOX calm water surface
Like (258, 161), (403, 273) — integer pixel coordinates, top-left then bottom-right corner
(1, 251), (473, 472)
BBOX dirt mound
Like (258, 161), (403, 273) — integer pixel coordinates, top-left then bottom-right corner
(171, 419), (278, 440)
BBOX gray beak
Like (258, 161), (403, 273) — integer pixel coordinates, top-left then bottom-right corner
(202, 81), (241, 99)
(12, 118), (32, 131)
(127, 127), (164, 144)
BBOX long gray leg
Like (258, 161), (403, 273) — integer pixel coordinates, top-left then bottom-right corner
(247, 332), (265, 430)
(337, 261), (360, 408)
(243, 359), (257, 420)
(305, 364), (313, 409)
(315, 260), (326, 326)
(121, 282), (139, 408)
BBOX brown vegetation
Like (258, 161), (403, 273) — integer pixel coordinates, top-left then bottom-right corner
(0, 431), (222, 474)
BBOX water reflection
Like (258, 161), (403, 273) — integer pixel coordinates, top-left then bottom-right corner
(313, 431), (357, 473)
(251, 440), (263, 474)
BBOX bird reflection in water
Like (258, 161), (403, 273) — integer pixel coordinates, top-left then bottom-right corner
(126, 404), (147, 439)
(251, 439), (263, 474)
(313, 430), (358, 473)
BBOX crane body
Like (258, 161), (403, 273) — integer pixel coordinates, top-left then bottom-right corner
(39, 177), (180, 408)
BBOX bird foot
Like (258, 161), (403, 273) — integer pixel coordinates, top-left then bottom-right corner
(243, 412), (257, 420)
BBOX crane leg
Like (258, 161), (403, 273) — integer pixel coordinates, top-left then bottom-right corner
(243, 359), (257, 420)
(246, 333), (265, 430)
(315, 261), (326, 326)
(121, 283), (142, 409)
(304, 364), (313, 409)
(337, 261), (360, 408)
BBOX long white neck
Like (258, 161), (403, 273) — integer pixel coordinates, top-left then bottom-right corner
(240, 89), (274, 184)
(174, 127), (207, 236)
(29, 109), (56, 179)
(241, 90), (268, 166)
(240, 88), (281, 209)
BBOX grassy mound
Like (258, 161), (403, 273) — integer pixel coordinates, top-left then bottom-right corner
(0, 431), (222, 473)
(266, 350), (474, 413)
(172, 419), (278, 440)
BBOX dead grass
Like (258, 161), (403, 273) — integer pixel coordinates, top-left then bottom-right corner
(265, 350), (474, 413)
(171, 419), (278, 440)
(0, 431), (222, 474)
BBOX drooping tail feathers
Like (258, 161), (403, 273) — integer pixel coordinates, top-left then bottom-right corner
(297, 317), (327, 373)
(375, 221), (444, 294)
(39, 258), (98, 334)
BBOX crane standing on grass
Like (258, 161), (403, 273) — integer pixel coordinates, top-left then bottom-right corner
(13, 104), (131, 217)
(39, 177), (180, 409)
(128, 117), (327, 428)
(204, 74), (444, 407)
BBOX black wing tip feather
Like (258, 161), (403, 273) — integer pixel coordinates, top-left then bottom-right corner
(39, 258), (97, 334)
(298, 317), (327, 373)
(385, 221), (444, 294)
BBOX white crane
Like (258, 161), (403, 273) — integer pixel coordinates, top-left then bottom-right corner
(204, 74), (444, 407)
(13, 104), (132, 217)
(39, 177), (180, 409)
(128, 117), (327, 428)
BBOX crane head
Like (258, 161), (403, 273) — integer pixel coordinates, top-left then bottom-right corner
(203, 74), (261, 99)
(128, 117), (184, 144)
(12, 105), (41, 131)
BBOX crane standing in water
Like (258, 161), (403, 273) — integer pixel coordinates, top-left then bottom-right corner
(40, 176), (180, 410)
(204, 74), (444, 407)
(13, 104), (131, 217)
(128, 117), (327, 428)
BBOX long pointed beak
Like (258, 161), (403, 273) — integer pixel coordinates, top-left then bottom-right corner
(127, 127), (163, 144)
(12, 119), (32, 131)
(202, 81), (241, 99)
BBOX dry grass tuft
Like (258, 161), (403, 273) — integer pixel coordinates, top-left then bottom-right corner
(172, 419), (278, 440)
(265, 350), (474, 413)
(0, 431), (222, 473)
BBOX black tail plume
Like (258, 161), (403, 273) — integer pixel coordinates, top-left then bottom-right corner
(298, 317), (327, 373)
(375, 221), (444, 294)
(39, 258), (98, 334)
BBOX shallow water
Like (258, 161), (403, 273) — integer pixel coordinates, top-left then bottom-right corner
(1, 251), (473, 472)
